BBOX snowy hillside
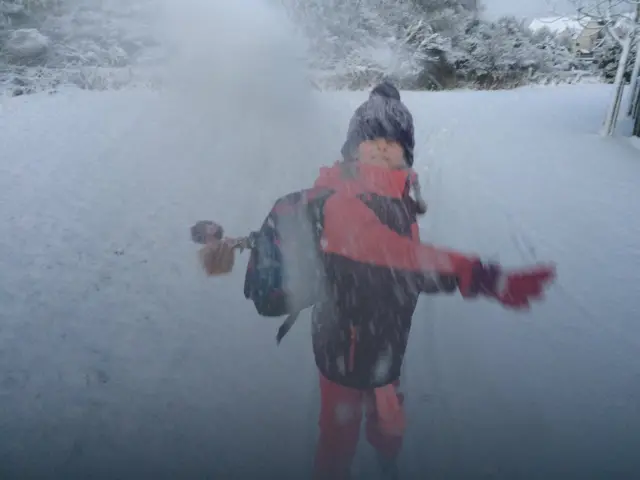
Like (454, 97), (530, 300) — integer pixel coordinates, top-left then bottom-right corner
(0, 0), (162, 93)
(1, 83), (640, 478)
(1, 0), (590, 95)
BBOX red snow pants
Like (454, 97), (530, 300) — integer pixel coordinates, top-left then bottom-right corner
(313, 372), (405, 480)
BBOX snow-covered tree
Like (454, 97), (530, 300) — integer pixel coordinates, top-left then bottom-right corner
(446, 14), (580, 88)
(570, 0), (638, 135)
(593, 31), (636, 81)
(411, 0), (478, 11)
(0, 0), (587, 95)
(282, 0), (577, 90)
(1, 0), (160, 94)
(281, 0), (448, 89)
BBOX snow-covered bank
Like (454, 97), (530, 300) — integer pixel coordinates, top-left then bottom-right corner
(1, 84), (640, 478)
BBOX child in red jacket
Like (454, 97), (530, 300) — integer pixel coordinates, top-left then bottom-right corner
(197, 82), (555, 480)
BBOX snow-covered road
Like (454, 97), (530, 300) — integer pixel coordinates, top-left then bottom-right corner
(1, 84), (640, 479)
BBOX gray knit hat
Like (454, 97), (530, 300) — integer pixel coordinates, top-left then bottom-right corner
(340, 82), (415, 166)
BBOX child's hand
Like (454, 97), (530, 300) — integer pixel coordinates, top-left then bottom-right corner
(496, 264), (556, 309)
(471, 262), (556, 310)
(198, 239), (236, 276)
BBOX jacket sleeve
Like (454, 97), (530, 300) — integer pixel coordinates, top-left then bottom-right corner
(321, 194), (481, 296)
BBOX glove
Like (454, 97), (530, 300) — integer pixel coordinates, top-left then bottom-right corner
(471, 262), (556, 310)
(191, 220), (223, 244)
(198, 239), (236, 276)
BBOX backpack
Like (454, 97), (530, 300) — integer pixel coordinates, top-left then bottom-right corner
(243, 187), (334, 343)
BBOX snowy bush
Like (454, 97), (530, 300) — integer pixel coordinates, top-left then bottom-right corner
(282, 0), (585, 90)
(282, 0), (447, 89)
(593, 33), (636, 82)
(0, 0), (591, 95)
(1, 0), (161, 95)
(286, 0), (475, 89)
(448, 15), (585, 88)
(5, 27), (49, 61)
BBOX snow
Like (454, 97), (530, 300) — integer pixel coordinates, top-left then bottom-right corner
(4, 28), (50, 59)
(629, 135), (640, 151)
(528, 15), (583, 36)
(0, 0), (591, 95)
(0, 2), (25, 15)
(2, 82), (640, 478)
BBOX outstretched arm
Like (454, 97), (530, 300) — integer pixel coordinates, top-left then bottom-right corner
(322, 195), (555, 309)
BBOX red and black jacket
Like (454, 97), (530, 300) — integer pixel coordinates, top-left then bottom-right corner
(310, 161), (481, 390)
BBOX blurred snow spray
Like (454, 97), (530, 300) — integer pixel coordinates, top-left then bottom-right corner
(156, 0), (338, 192)
(155, 0), (345, 320)
(161, 0), (310, 116)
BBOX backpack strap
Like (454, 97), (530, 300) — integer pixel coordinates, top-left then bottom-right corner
(403, 170), (427, 215)
(276, 310), (300, 344)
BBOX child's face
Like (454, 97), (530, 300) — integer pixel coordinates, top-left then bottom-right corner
(357, 139), (407, 169)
